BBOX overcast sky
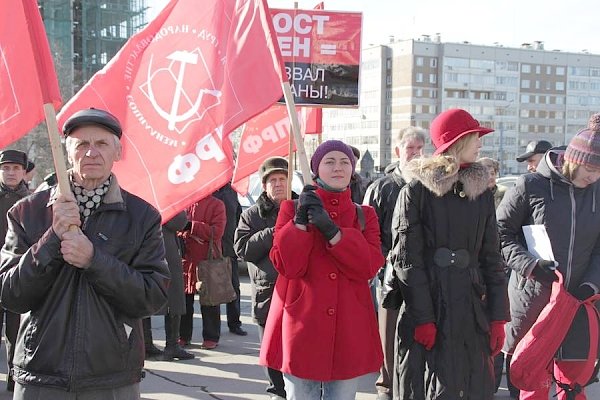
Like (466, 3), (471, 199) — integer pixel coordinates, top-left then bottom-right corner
(150, 0), (600, 55)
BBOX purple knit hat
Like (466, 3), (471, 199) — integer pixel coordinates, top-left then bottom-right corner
(565, 113), (600, 168)
(310, 140), (356, 176)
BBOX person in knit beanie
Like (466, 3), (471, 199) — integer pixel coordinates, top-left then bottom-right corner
(496, 112), (600, 399)
(259, 139), (384, 398)
(310, 139), (356, 178)
(562, 113), (600, 188)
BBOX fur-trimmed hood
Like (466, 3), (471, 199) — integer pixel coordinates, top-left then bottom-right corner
(403, 156), (489, 199)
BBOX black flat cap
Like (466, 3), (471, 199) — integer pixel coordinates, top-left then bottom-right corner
(0, 150), (28, 168)
(516, 140), (552, 162)
(63, 108), (122, 138)
(26, 160), (35, 173)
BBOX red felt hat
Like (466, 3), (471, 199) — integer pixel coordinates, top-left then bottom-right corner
(430, 109), (494, 155)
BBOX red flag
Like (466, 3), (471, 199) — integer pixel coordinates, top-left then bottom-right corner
(303, 107), (322, 134)
(232, 105), (300, 193)
(0, 0), (61, 146)
(57, 0), (286, 221)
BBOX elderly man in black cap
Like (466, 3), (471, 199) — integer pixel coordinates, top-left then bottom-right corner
(516, 140), (553, 173)
(0, 108), (170, 399)
(0, 149), (30, 391)
(234, 156), (292, 400)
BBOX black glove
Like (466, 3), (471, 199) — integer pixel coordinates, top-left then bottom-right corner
(531, 260), (558, 283)
(573, 284), (595, 301)
(308, 206), (340, 241)
(294, 185), (322, 225)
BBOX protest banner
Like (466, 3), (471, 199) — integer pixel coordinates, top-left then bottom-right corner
(271, 8), (362, 106)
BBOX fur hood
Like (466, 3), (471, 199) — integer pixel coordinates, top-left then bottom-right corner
(403, 156), (489, 200)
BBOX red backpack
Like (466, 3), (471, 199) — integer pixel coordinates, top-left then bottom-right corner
(510, 271), (600, 393)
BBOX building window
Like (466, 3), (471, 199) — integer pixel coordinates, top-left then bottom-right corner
(430, 58), (437, 68)
(521, 80), (530, 89)
(535, 80), (540, 89)
(521, 94), (530, 103)
(535, 65), (541, 74)
(416, 57), (424, 66)
(556, 82), (565, 91)
(556, 66), (565, 76)
(546, 66), (552, 74)
(416, 73), (424, 83)
(429, 74), (437, 84)
(522, 64), (531, 73)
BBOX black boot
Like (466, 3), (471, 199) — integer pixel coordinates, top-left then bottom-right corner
(163, 314), (194, 361)
(143, 318), (163, 358)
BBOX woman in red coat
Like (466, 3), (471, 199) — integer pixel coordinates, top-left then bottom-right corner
(179, 195), (226, 349)
(260, 140), (384, 399)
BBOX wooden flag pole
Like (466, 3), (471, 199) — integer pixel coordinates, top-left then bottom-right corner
(287, 121), (294, 199)
(43, 104), (71, 196)
(282, 82), (313, 186)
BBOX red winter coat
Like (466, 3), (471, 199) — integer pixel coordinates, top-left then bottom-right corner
(181, 196), (226, 294)
(259, 187), (384, 381)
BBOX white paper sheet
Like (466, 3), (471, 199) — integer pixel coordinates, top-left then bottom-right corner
(522, 224), (555, 262)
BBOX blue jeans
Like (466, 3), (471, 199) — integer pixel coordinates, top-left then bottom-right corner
(283, 373), (361, 400)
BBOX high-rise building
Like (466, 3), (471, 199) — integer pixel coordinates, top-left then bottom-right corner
(38, 0), (147, 96)
(324, 37), (600, 175)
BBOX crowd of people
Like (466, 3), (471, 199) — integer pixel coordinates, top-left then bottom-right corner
(0, 106), (597, 400)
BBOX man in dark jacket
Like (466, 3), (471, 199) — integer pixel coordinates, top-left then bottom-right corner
(234, 157), (290, 400)
(497, 114), (600, 398)
(0, 149), (30, 391)
(213, 182), (247, 336)
(0, 108), (170, 399)
(363, 127), (425, 400)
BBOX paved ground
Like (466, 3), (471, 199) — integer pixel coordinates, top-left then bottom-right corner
(0, 273), (595, 399)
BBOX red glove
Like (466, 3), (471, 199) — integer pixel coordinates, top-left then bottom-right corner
(489, 321), (506, 357)
(414, 322), (436, 350)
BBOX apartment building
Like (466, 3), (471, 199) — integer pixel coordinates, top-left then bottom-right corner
(324, 37), (600, 175)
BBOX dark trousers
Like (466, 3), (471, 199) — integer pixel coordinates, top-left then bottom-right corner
(226, 257), (242, 330)
(258, 324), (286, 398)
(494, 353), (519, 397)
(0, 308), (19, 380)
(375, 289), (399, 398)
(180, 293), (221, 343)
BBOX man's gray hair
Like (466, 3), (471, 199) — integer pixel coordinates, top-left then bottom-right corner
(395, 126), (426, 147)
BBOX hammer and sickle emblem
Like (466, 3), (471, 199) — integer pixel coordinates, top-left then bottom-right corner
(146, 50), (220, 132)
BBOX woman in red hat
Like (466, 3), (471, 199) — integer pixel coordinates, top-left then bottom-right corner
(390, 109), (509, 399)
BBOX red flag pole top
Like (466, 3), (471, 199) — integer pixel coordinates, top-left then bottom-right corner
(20, 0), (68, 195)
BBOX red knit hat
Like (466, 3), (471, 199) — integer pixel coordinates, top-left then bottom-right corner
(564, 114), (600, 168)
(430, 109), (494, 155)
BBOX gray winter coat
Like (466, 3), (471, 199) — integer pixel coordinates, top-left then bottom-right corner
(234, 192), (280, 325)
(497, 149), (600, 359)
(391, 157), (509, 399)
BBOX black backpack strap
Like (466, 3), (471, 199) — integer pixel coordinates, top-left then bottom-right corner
(354, 203), (365, 232)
